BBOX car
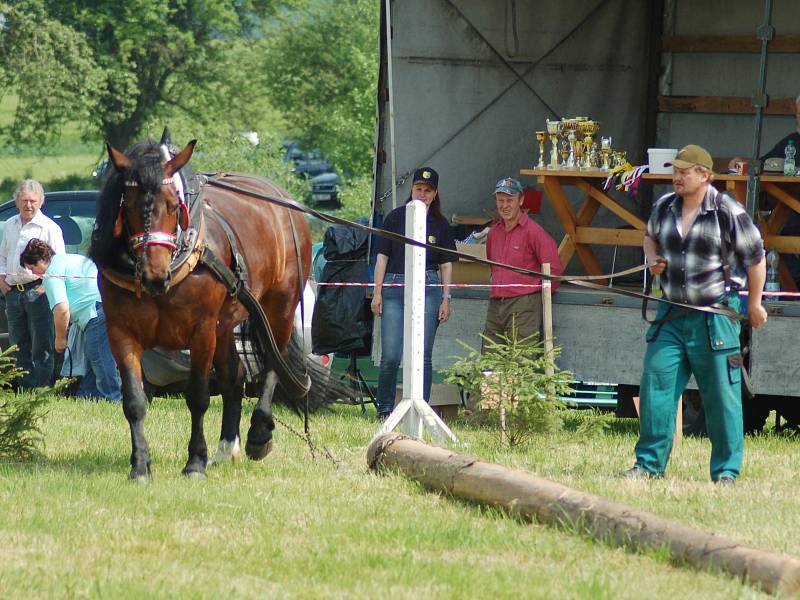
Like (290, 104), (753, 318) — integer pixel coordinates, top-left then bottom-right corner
(0, 190), (330, 397)
(309, 172), (341, 209)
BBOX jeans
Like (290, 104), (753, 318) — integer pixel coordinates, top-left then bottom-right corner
(77, 305), (122, 402)
(376, 271), (442, 415)
(5, 287), (54, 389)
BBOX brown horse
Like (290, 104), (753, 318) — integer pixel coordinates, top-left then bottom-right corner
(91, 138), (314, 481)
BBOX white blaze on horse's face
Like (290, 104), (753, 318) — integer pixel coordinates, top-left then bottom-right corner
(107, 140), (196, 295)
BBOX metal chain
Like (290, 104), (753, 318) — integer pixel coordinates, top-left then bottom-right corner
(273, 414), (340, 468)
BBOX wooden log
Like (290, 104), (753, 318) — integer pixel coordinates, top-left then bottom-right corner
(367, 433), (800, 596)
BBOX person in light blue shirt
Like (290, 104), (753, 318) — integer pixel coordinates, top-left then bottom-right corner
(20, 239), (121, 402)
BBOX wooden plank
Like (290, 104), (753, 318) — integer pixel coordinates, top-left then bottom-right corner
(661, 35), (800, 54)
(573, 179), (647, 230)
(658, 96), (796, 116)
(574, 227), (644, 247)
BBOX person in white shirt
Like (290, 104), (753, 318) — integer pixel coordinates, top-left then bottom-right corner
(0, 180), (66, 388)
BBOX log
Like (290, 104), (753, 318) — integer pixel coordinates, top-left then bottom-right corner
(367, 433), (800, 596)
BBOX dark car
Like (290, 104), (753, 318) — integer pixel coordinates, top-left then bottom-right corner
(309, 172), (341, 209)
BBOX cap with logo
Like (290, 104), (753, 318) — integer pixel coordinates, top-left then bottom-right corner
(665, 144), (714, 171)
(412, 166), (439, 188)
(494, 177), (524, 195)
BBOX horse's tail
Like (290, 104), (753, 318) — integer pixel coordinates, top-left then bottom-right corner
(274, 330), (362, 413)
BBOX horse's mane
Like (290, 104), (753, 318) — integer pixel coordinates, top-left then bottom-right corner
(90, 140), (164, 269)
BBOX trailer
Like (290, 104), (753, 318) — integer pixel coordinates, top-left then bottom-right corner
(371, 0), (800, 429)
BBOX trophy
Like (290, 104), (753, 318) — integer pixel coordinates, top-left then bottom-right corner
(546, 119), (561, 169)
(613, 150), (627, 169)
(567, 129), (577, 169)
(579, 120), (600, 169)
(600, 136), (612, 170)
(560, 139), (570, 167)
(535, 131), (546, 168)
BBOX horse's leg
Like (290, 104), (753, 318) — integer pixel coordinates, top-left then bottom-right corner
(182, 324), (217, 477)
(209, 333), (244, 467)
(246, 369), (278, 460)
(116, 346), (151, 481)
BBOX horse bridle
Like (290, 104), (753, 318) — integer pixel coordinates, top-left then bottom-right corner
(115, 176), (190, 256)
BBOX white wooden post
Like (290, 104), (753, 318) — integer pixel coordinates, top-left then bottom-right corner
(373, 200), (457, 445)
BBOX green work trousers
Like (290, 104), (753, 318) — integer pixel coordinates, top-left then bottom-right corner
(634, 295), (744, 481)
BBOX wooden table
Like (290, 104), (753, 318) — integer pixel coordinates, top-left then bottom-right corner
(520, 168), (800, 290)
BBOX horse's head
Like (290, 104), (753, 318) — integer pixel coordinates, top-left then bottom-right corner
(106, 139), (196, 295)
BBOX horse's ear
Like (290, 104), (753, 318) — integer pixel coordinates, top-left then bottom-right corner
(107, 143), (132, 172)
(165, 140), (197, 176)
(159, 127), (172, 147)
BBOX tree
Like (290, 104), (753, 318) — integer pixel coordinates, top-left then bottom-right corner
(260, 0), (378, 177)
(0, 0), (284, 148)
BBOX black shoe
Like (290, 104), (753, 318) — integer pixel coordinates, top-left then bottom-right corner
(715, 476), (735, 486)
(622, 465), (653, 480)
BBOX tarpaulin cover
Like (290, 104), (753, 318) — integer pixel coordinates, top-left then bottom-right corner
(312, 226), (371, 355)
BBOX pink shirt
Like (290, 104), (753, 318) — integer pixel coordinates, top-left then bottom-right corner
(486, 213), (563, 298)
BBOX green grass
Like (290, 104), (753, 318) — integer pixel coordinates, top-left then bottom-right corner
(0, 397), (795, 599)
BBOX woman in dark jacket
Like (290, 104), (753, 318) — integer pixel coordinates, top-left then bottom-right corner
(370, 167), (457, 419)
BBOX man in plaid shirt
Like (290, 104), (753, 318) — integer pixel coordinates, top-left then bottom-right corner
(625, 144), (768, 485)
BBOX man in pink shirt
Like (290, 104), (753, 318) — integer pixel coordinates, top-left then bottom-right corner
(483, 177), (563, 350)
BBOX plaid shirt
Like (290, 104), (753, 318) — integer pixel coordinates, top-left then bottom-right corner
(647, 186), (764, 306)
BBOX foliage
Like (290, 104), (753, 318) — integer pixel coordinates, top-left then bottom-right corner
(0, 346), (48, 461)
(0, 0), (287, 148)
(261, 0), (379, 178)
(335, 174), (372, 222)
(444, 325), (574, 447)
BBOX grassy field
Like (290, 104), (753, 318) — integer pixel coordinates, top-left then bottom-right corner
(0, 396), (797, 599)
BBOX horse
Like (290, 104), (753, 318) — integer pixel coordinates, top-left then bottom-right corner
(91, 136), (316, 481)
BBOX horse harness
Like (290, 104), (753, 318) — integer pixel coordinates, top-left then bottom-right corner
(101, 172), (312, 400)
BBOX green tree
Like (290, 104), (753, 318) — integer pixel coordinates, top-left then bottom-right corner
(0, 0), (284, 148)
(261, 0), (378, 177)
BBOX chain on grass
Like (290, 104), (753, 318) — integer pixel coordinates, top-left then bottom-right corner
(273, 414), (340, 468)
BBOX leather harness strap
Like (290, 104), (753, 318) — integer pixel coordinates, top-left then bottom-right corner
(201, 207), (311, 399)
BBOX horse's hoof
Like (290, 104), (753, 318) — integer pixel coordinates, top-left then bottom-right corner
(208, 437), (241, 467)
(245, 439), (273, 461)
(129, 469), (152, 485)
(182, 469), (207, 480)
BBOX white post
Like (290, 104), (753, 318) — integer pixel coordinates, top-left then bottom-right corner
(373, 201), (458, 445)
(402, 199), (426, 437)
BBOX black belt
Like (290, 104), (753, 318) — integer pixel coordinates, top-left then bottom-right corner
(11, 279), (42, 292)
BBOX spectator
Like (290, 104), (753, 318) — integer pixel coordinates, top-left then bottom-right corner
(483, 177), (563, 349)
(371, 167), (457, 419)
(0, 180), (65, 388)
(21, 239), (121, 402)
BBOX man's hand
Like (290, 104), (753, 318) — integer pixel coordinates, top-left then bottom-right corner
(748, 301), (768, 329)
(649, 256), (667, 276)
(0, 280), (11, 296)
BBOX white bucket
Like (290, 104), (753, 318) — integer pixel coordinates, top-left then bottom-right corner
(648, 148), (678, 174)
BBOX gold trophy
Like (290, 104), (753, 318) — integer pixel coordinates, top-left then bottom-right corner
(535, 131), (546, 169)
(546, 119), (561, 169)
(579, 120), (600, 169)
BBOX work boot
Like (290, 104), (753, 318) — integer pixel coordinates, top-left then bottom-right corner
(622, 465), (653, 480)
(714, 476), (735, 486)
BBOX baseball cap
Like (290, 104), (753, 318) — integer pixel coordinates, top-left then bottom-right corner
(665, 144), (713, 170)
(412, 166), (439, 188)
(494, 177), (523, 195)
